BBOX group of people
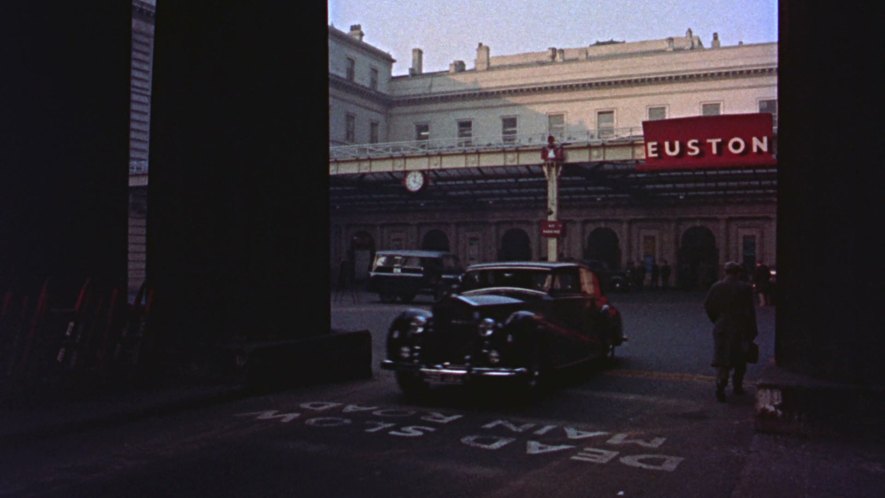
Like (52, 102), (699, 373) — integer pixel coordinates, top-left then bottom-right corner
(624, 259), (673, 290)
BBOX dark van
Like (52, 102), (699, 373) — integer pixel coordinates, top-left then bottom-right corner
(367, 250), (463, 303)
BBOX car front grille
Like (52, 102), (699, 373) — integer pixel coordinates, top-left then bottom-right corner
(424, 304), (477, 364)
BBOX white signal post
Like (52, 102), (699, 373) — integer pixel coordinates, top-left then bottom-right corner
(545, 160), (561, 262)
(542, 136), (564, 262)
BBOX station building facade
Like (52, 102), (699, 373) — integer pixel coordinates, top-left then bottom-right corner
(329, 25), (778, 289)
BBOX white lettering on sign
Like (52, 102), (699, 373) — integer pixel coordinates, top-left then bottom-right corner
(372, 409), (417, 418)
(619, 454), (684, 472)
(234, 400), (686, 472)
(481, 420), (536, 433)
(727, 137), (745, 154)
(526, 440), (575, 455)
(390, 426), (437, 438)
(607, 433), (667, 449)
(533, 425), (558, 436)
(304, 417), (352, 428)
(461, 435), (517, 450)
(235, 410), (302, 423)
(300, 402), (342, 411)
(421, 412), (463, 424)
(645, 136), (768, 160)
(342, 404), (379, 413)
(564, 427), (609, 440)
(647, 142), (659, 158)
(571, 447), (619, 464)
(752, 135), (769, 152)
(364, 421), (397, 433)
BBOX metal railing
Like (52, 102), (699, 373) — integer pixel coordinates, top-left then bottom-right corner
(330, 127), (645, 161)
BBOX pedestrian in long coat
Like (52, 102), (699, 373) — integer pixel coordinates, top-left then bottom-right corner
(703, 261), (758, 402)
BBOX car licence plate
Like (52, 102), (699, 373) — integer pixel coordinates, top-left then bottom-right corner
(424, 372), (464, 385)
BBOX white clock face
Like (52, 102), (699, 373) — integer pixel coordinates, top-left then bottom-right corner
(405, 171), (425, 192)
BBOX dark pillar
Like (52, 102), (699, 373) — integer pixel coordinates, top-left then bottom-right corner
(776, 3), (882, 383)
(147, 3), (329, 355)
(0, 5), (130, 298)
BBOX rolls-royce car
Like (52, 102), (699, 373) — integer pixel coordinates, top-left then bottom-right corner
(381, 261), (626, 397)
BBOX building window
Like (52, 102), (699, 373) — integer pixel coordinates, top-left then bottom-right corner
(597, 111), (614, 138)
(501, 116), (517, 143)
(369, 121), (379, 144)
(759, 99), (777, 127)
(345, 113), (356, 142)
(701, 102), (721, 116)
(548, 113), (565, 140)
(415, 123), (430, 141)
(647, 106), (667, 121)
(346, 57), (355, 81)
(457, 120), (473, 146)
(369, 67), (379, 90)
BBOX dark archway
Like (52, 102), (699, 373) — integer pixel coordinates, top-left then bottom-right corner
(584, 227), (622, 269)
(498, 228), (532, 261)
(677, 226), (718, 290)
(421, 229), (450, 251)
(349, 231), (375, 282)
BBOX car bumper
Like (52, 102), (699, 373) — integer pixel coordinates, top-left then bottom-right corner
(380, 360), (529, 382)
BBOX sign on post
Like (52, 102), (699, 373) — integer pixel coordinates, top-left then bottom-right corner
(541, 220), (565, 238)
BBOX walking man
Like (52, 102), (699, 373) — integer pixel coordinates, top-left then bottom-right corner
(703, 261), (758, 402)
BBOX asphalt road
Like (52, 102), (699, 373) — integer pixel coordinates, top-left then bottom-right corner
(0, 289), (777, 498)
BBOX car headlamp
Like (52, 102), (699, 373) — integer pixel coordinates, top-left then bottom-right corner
(408, 315), (428, 335)
(478, 318), (497, 337)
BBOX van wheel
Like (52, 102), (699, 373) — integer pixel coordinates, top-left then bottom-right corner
(399, 293), (416, 303)
(379, 293), (396, 303)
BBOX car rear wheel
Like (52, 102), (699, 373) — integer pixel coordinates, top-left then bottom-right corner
(395, 371), (429, 398)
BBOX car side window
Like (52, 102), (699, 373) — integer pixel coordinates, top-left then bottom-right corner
(579, 268), (598, 296)
(553, 270), (580, 292)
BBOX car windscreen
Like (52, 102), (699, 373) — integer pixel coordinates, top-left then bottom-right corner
(461, 269), (551, 292)
(374, 255), (422, 269)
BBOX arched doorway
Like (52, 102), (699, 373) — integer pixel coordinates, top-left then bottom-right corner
(349, 231), (375, 282)
(584, 227), (622, 269)
(498, 228), (532, 261)
(421, 230), (450, 251)
(677, 226), (718, 290)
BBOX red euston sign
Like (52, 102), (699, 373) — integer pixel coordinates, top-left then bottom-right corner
(639, 113), (777, 171)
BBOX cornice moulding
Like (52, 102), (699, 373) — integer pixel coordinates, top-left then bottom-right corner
(389, 67), (777, 106)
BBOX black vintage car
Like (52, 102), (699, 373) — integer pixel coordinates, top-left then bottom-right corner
(381, 261), (626, 397)
(367, 250), (463, 303)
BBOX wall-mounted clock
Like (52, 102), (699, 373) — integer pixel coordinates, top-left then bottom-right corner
(404, 170), (426, 193)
